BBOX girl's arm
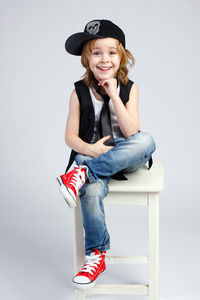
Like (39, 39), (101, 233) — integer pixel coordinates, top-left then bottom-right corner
(117, 83), (140, 137)
(65, 90), (113, 158)
(99, 79), (140, 138)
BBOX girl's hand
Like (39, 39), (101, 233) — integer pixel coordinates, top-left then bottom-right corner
(98, 78), (118, 99)
(89, 136), (114, 158)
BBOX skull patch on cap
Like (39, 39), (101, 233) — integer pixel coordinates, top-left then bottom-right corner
(86, 21), (100, 35)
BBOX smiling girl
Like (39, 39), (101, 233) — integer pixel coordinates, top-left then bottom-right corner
(57, 19), (156, 289)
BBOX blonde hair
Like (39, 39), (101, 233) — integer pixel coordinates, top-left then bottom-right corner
(81, 39), (135, 87)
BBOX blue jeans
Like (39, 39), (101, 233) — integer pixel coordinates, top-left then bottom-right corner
(75, 131), (156, 255)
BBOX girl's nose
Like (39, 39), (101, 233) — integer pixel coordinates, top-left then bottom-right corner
(100, 54), (109, 63)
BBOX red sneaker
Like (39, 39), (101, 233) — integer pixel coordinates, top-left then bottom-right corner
(72, 249), (106, 289)
(56, 164), (88, 208)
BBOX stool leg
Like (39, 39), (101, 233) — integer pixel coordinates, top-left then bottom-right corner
(75, 289), (86, 300)
(74, 198), (85, 274)
(148, 192), (159, 300)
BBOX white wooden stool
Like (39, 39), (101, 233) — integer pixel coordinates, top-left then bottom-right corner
(73, 160), (164, 300)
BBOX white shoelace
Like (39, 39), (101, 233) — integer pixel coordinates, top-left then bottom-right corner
(70, 166), (87, 192)
(80, 252), (105, 275)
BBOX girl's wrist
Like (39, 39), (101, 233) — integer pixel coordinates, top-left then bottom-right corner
(111, 94), (121, 102)
(83, 142), (93, 157)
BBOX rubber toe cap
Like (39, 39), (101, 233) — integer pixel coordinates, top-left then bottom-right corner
(73, 275), (91, 284)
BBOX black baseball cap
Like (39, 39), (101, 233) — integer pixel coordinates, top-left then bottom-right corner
(65, 19), (126, 56)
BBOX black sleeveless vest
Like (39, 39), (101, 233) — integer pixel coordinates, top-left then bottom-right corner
(65, 79), (152, 173)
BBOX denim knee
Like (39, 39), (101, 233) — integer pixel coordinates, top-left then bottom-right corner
(79, 180), (109, 228)
(79, 179), (108, 199)
(128, 131), (156, 156)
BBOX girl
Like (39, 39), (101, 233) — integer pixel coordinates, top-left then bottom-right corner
(57, 19), (156, 290)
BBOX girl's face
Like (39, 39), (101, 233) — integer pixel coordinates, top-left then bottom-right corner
(89, 38), (121, 81)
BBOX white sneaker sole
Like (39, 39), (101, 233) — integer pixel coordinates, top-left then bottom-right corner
(56, 177), (77, 209)
(72, 269), (106, 290)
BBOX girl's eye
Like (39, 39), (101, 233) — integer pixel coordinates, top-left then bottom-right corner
(92, 51), (117, 56)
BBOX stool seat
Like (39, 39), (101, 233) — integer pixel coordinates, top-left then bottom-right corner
(73, 160), (164, 300)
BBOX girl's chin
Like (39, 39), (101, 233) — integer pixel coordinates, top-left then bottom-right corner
(94, 74), (114, 81)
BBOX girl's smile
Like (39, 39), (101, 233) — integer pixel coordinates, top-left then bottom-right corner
(89, 38), (121, 81)
(97, 66), (112, 71)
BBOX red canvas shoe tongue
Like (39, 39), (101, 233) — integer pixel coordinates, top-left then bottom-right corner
(91, 249), (101, 256)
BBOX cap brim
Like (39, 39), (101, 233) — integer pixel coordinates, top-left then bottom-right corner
(65, 32), (105, 56)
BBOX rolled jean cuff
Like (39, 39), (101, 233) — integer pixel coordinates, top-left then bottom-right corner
(86, 243), (111, 255)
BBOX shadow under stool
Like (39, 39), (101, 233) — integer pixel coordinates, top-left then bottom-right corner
(73, 160), (164, 300)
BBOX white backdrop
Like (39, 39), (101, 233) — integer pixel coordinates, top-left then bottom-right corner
(1, 0), (200, 299)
